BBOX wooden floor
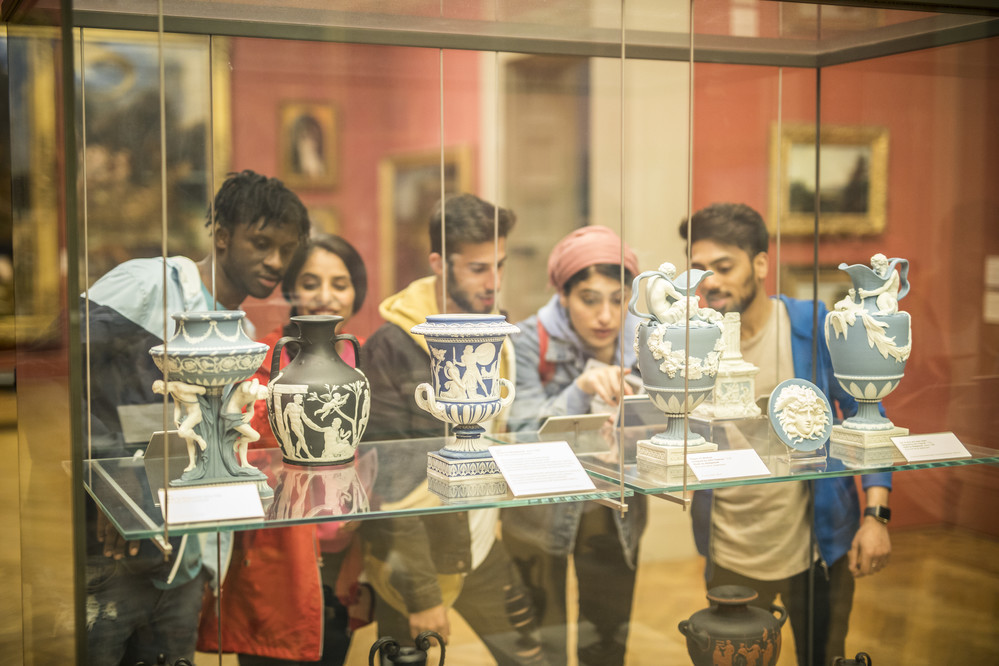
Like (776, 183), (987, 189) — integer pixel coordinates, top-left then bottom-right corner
(3, 385), (998, 665)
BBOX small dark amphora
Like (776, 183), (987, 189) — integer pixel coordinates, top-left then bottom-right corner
(369, 631), (445, 665)
(833, 652), (873, 666)
(678, 585), (787, 666)
(266, 315), (370, 465)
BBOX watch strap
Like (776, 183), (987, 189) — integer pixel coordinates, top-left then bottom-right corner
(864, 505), (891, 524)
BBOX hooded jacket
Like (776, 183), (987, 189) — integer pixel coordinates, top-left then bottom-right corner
(503, 294), (647, 565)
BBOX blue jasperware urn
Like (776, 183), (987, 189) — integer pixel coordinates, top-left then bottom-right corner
(411, 314), (518, 458)
(825, 253), (911, 432)
(628, 264), (725, 447)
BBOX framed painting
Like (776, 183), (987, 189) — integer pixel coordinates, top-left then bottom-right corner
(769, 123), (889, 236)
(76, 29), (230, 283)
(308, 206), (340, 235)
(780, 264), (854, 310)
(279, 102), (338, 190)
(377, 146), (474, 299)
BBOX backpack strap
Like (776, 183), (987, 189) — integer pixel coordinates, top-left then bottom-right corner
(537, 320), (556, 386)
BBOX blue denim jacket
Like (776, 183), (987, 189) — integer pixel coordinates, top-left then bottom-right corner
(503, 296), (646, 566)
(691, 296), (893, 574)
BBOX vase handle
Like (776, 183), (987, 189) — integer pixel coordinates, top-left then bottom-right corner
(270, 335), (300, 382)
(677, 620), (711, 651)
(628, 270), (662, 322)
(336, 333), (362, 369)
(414, 383), (442, 417)
(497, 377), (516, 408)
(770, 602), (788, 628)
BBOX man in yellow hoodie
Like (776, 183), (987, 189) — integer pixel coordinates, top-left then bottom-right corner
(360, 194), (545, 665)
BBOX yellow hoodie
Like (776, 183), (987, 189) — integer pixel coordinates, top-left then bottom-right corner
(377, 275), (516, 390)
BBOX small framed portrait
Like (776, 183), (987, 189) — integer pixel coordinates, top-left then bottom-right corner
(769, 123), (889, 236)
(308, 206), (340, 235)
(377, 146), (474, 299)
(279, 102), (338, 189)
(780, 264), (854, 310)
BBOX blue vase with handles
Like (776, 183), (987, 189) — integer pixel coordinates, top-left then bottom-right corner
(411, 314), (518, 458)
(825, 253), (911, 432)
(628, 264), (725, 447)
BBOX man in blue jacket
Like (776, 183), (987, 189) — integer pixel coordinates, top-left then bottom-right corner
(680, 203), (892, 666)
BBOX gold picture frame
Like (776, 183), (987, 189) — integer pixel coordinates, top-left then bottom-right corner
(279, 102), (338, 190)
(780, 264), (854, 310)
(377, 146), (474, 299)
(769, 123), (889, 236)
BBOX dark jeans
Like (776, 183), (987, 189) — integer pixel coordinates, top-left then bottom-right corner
(505, 503), (638, 666)
(85, 555), (208, 666)
(372, 540), (546, 666)
(707, 556), (855, 666)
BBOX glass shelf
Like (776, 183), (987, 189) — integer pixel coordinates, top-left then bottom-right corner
(86, 416), (999, 540)
(526, 416), (999, 495)
(83, 435), (634, 541)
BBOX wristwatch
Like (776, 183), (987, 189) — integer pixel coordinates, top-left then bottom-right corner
(864, 505), (891, 524)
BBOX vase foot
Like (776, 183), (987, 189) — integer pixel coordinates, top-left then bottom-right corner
(637, 439), (718, 468)
(830, 439), (904, 469)
(831, 424), (909, 449)
(636, 458), (694, 486)
(281, 455), (356, 467)
(427, 451), (507, 501)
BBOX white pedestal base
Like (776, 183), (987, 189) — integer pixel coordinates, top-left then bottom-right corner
(830, 424), (908, 448)
(637, 439), (718, 469)
(427, 451), (507, 500)
(636, 458), (694, 485)
(830, 439), (904, 469)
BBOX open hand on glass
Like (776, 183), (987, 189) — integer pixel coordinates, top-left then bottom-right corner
(576, 366), (634, 407)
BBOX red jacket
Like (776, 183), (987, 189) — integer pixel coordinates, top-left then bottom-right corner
(197, 327), (366, 661)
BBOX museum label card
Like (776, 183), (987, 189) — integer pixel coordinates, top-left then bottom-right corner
(686, 449), (771, 482)
(891, 432), (971, 463)
(488, 441), (597, 496)
(158, 483), (264, 525)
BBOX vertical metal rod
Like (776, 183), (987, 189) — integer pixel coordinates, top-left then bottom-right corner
(216, 531), (223, 665)
(157, 0), (171, 552)
(617, 0), (628, 511)
(682, 0), (696, 506)
(80, 29), (93, 472)
(208, 37), (217, 307)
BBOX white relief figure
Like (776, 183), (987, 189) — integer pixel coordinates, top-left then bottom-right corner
(647, 262), (684, 324)
(439, 360), (466, 400)
(270, 387), (291, 449)
(315, 391), (349, 421)
(225, 378), (269, 468)
(308, 381), (366, 442)
(457, 343), (495, 399)
(857, 253), (901, 315)
(319, 417), (352, 460)
(774, 384), (830, 446)
(152, 379), (208, 472)
(284, 393), (310, 459)
(833, 286), (864, 315)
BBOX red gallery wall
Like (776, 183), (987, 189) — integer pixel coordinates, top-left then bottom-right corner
(692, 38), (999, 535)
(228, 38), (482, 340)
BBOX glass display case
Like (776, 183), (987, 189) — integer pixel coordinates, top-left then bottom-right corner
(4, 0), (998, 664)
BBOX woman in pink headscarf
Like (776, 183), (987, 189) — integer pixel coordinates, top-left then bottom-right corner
(503, 225), (648, 666)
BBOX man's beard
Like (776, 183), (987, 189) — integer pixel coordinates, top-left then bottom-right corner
(707, 272), (758, 315)
(446, 264), (493, 315)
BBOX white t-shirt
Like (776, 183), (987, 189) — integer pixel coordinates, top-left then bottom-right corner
(710, 300), (813, 580)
